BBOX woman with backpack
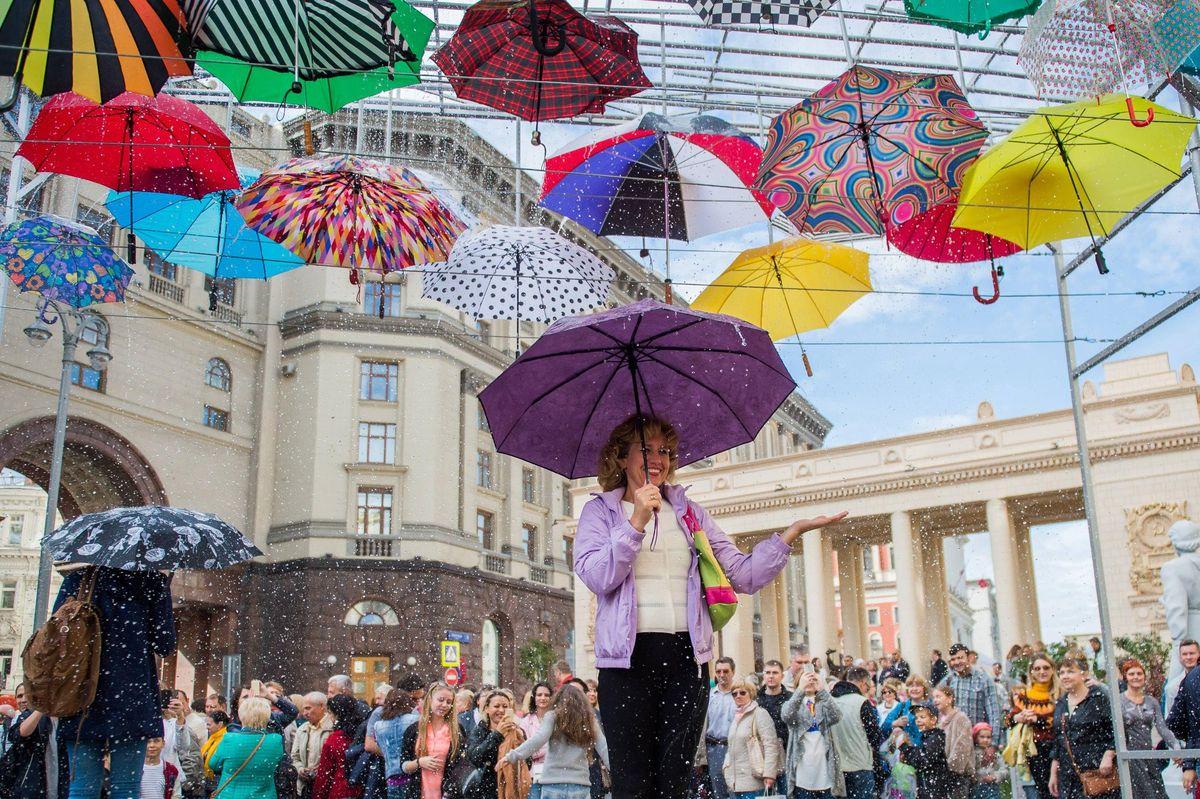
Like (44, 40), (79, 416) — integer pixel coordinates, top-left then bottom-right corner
(499, 683), (608, 799)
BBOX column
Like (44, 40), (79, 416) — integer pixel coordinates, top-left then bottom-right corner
(986, 498), (1024, 653)
(836, 545), (868, 656)
(719, 596), (757, 675)
(891, 511), (929, 664)
(803, 528), (836, 656)
(1013, 522), (1043, 643)
(921, 531), (952, 651)
(757, 572), (790, 664)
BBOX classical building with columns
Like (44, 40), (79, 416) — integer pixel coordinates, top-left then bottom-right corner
(570, 353), (1200, 678)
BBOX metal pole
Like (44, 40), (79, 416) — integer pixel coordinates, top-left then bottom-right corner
(514, 119), (522, 226)
(1053, 247), (1133, 799)
(0, 89), (32, 345)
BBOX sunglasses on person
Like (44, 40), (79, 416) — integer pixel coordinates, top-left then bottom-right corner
(731, 689), (751, 697)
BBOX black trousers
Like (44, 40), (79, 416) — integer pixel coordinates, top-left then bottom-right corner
(599, 632), (710, 799)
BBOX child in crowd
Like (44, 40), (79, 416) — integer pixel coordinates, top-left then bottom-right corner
(898, 704), (950, 799)
(140, 737), (180, 799)
(970, 723), (1007, 799)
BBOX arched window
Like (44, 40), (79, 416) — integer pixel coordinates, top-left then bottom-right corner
(343, 599), (399, 627)
(481, 619), (500, 685)
(869, 633), (884, 660)
(205, 358), (231, 392)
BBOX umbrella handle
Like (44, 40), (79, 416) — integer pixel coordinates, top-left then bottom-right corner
(528, 0), (567, 57)
(1125, 97), (1153, 127)
(972, 266), (1001, 305)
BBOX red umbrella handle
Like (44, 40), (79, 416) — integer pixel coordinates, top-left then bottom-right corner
(528, 0), (567, 56)
(1125, 97), (1153, 127)
(972, 266), (1001, 305)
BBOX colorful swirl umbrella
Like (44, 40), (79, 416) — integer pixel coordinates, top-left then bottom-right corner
(1, 215), (133, 308)
(0, 0), (192, 103)
(903, 0), (1043, 34)
(235, 156), (466, 276)
(756, 66), (988, 238)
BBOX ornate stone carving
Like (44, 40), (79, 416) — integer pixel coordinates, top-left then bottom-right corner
(1116, 403), (1170, 424)
(884, 450), (900, 464)
(979, 434), (997, 448)
(977, 401), (995, 421)
(1127, 502), (1189, 598)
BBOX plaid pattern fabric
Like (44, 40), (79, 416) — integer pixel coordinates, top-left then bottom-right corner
(938, 669), (1002, 736)
(684, 0), (838, 27)
(433, 0), (652, 121)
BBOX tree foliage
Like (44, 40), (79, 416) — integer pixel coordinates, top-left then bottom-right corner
(517, 639), (555, 684)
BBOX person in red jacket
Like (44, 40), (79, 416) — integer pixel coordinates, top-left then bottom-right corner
(313, 694), (368, 799)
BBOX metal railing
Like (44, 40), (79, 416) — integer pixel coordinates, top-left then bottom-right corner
(210, 304), (244, 327)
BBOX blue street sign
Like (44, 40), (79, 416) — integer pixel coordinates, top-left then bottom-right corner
(445, 630), (472, 644)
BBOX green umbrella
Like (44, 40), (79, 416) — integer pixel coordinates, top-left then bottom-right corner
(903, 0), (1042, 35)
(191, 0), (435, 113)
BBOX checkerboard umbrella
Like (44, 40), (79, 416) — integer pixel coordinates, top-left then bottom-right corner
(683, 0), (839, 27)
(432, 0), (652, 122)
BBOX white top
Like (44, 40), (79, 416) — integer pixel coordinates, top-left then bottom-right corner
(623, 500), (691, 634)
(140, 761), (166, 799)
(794, 730), (832, 790)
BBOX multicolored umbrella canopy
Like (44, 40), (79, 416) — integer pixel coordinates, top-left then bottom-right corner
(887, 195), (1023, 263)
(683, 0), (838, 27)
(952, 95), (1197, 271)
(0, 0), (192, 103)
(422, 225), (614, 324)
(540, 112), (773, 242)
(1, 216), (133, 308)
(432, 0), (651, 122)
(104, 168), (305, 280)
(756, 66), (988, 238)
(235, 156), (466, 275)
(185, 0), (434, 113)
(903, 0), (1042, 34)
(17, 92), (239, 199)
(478, 299), (796, 479)
(1019, 0), (1200, 99)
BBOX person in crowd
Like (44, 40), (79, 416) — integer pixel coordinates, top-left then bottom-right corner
(574, 415), (845, 799)
(1166, 638), (1200, 738)
(971, 723), (1007, 799)
(866, 661), (880, 687)
(209, 696), (285, 799)
(783, 646), (812, 692)
(1118, 658), (1177, 799)
(705, 657), (738, 799)
(930, 651), (949, 687)
(890, 651), (912, 682)
(1006, 653), (1060, 799)
(328, 676), (372, 718)
(1048, 654), (1117, 799)
(518, 682), (554, 798)
(293, 691), (335, 797)
(898, 704), (950, 799)
(583, 680), (600, 716)
(939, 644), (1000, 740)
(721, 675), (780, 798)
(460, 687), (493, 739)
(201, 710), (230, 784)
(5, 683), (52, 799)
(140, 737), (180, 799)
(500, 683), (608, 799)
(552, 662), (574, 688)
(206, 695), (229, 716)
(877, 679), (902, 724)
(781, 669), (841, 799)
(828, 666), (882, 799)
(367, 688), (419, 799)
(990, 663), (1011, 712)
(454, 691), (475, 721)
(54, 566), (176, 799)
(357, 679), (423, 799)
(312, 694), (367, 799)
(186, 698), (209, 747)
(883, 676), (932, 746)
(757, 659), (792, 793)
(400, 682), (467, 799)
(1176, 646), (1200, 795)
(560, 678), (608, 799)
(465, 688), (527, 799)
(931, 686), (973, 799)
(1087, 638), (1106, 678)
(162, 689), (203, 798)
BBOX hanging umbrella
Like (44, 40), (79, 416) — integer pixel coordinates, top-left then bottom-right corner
(1019, 0), (1200, 102)
(478, 298), (796, 479)
(235, 155), (465, 277)
(432, 0), (651, 124)
(44, 505), (262, 571)
(0, 0), (192, 104)
(1, 215), (133, 309)
(756, 66), (988, 238)
(903, 0), (1042, 34)
(185, 0), (434, 113)
(952, 95), (1197, 274)
(683, 0), (838, 27)
(421, 225), (614, 335)
(1156, 0), (1200, 75)
(689, 237), (871, 375)
(104, 168), (305, 281)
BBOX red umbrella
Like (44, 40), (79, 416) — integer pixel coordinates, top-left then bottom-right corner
(17, 92), (239, 200)
(432, 0), (651, 127)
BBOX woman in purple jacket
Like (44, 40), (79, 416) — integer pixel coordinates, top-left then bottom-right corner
(573, 415), (846, 799)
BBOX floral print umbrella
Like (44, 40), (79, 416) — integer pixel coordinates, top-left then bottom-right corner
(45, 505), (262, 571)
(236, 155), (466, 276)
(0, 216), (133, 308)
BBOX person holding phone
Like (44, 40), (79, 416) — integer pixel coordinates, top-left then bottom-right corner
(781, 670), (842, 798)
(466, 689), (527, 799)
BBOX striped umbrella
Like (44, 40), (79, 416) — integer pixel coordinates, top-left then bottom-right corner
(235, 155), (466, 276)
(0, 0), (192, 103)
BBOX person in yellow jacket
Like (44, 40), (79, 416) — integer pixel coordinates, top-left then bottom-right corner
(200, 711), (230, 781)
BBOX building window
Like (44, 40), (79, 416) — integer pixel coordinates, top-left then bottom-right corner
(863, 545), (875, 579)
(867, 608), (880, 626)
(869, 633), (884, 659)
(476, 450), (493, 489)
(563, 537), (574, 569)
(358, 422), (396, 464)
(6, 514), (23, 546)
(892, 606), (899, 623)
(204, 276), (236, 306)
(356, 488), (393, 536)
(205, 358), (232, 392)
(0, 647), (11, 681)
(230, 115), (252, 139)
(343, 599), (399, 626)
(78, 313), (107, 347)
(360, 362), (399, 402)
(145, 250), (178, 281)
(521, 468), (536, 504)
(562, 488), (572, 518)
(0, 580), (15, 609)
(477, 510), (494, 550)
(481, 618), (500, 686)
(477, 402), (490, 432)
(363, 282), (402, 317)
(75, 202), (111, 238)
(522, 524), (538, 561)
(473, 320), (492, 345)
(202, 406), (230, 432)
(68, 362), (106, 392)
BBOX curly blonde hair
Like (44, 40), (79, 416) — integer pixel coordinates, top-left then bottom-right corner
(597, 416), (680, 491)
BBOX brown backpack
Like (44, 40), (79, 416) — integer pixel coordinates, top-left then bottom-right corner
(21, 567), (102, 717)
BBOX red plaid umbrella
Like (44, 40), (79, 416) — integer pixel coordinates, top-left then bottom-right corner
(432, 0), (651, 122)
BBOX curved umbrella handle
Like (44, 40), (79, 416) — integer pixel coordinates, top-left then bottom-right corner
(973, 266), (1001, 305)
(1126, 97), (1153, 127)
(528, 0), (567, 57)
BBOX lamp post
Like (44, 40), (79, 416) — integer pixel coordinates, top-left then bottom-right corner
(25, 299), (113, 628)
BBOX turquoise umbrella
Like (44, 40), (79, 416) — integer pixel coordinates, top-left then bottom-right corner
(1157, 0), (1200, 75)
(105, 167), (305, 282)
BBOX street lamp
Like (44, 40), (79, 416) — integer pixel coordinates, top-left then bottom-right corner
(27, 299), (112, 629)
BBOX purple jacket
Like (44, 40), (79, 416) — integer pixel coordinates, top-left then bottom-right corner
(574, 484), (792, 669)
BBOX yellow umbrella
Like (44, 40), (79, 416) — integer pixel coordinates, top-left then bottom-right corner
(952, 95), (1197, 273)
(690, 236), (871, 375)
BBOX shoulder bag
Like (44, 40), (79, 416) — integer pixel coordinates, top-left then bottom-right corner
(681, 505), (738, 631)
(211, 734), (266, 798)
(1061, 710), (1120, 797)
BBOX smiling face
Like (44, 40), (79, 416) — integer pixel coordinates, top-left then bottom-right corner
(486, 694), (511, 727)
(907, 682), (926, 702)
(1059, 662), (1086, 692)
(1183, 643), (1200, 670)
(914, 707), (937, 732)
(1124, 665), (1146, 690)
(1029, 657), (1055, 687)
(534, 685), (552, 711)
(616, 433), (673, 490)
(949, 649), (970, 675)
(932, 688), (953, 712)
(431, 688), (455, 720)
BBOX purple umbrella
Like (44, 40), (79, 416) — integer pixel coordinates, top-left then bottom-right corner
(479, 299), (796, 479)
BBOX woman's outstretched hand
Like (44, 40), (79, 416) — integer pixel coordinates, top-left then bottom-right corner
(781, 512), (849, 546)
